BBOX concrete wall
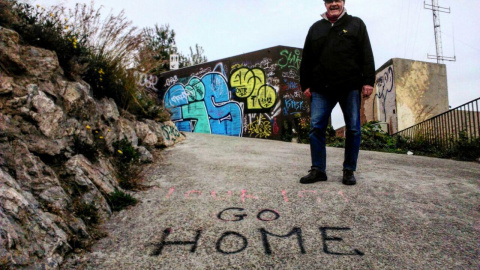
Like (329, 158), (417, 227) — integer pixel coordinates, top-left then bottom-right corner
(157, 46), (308, 141)
(362, 58), (449, 134)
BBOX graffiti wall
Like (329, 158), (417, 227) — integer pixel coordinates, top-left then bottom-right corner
(361, 58), (449, 134)
(369, 64), (397, 134)
(158, 46), (309, 141)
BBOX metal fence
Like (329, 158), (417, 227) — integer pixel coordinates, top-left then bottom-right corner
(394, 97), (480, 149)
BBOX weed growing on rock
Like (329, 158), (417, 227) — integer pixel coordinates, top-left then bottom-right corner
(113, 138), (139, 163)
(0, 255), (12, 270)
(73, 201), (100, 226)
(107, 189), (138, 211)
(112, 138), (142, 190)
(0, 0), (165, 120)
(6, 2), (87, 78)
(0, 0), (16, 28)
(72, 126), (110, 162)
(72, 134), (98, 162)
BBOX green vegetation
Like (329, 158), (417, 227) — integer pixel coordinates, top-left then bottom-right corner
(293, 114), (337, 145)
(0, 0), (194, 222)
(0, 0), (210, 186)
(0, 0), (206, 120)
(112, 138), (142, 190)
(440, 131), (480, 161)
(70, 200), (109, 249)
(358, 122), (479, 161)
(107, 189), (138, 212)
(2, 1), (88, 77)
(113, 137), (140, 164)
(299, 121), (480, 162)
(72, 134), (98, 162)
(73, 201), (100, 226)
(138, 24), (208, 74)
(71, 126), (111, 163)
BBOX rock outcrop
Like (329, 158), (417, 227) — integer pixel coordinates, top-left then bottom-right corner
(0, 26), (184, 269)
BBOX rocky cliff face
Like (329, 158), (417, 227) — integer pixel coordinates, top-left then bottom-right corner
(0, 26), (184, 269)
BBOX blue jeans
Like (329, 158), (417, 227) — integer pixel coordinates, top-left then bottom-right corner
(309, 90), (361, 172)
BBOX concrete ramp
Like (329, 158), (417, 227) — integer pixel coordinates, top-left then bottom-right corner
(71, 133), (480, 269)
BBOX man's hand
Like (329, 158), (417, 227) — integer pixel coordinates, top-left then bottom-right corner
(304, 88), (312, 99)
(362, 85), (373, 98)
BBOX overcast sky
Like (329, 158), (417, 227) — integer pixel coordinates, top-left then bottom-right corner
(32, 0), (480, 128)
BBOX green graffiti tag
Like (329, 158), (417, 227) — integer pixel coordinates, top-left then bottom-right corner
(278, 49), (302, 71)
(161, 125), (181, 142)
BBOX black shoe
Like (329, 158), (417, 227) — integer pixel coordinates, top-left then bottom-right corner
(342, 170), (356, 185)
(300, 169), (327, 184)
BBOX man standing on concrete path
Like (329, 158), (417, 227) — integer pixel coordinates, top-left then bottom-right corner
(299, 0), (375, 185)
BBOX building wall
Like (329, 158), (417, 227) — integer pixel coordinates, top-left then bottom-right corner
(394, 58), (449, 131)
(361, 58), (449, 134)
(157, 46), (308, 141)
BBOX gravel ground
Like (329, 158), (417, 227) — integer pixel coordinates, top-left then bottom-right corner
(62, 133), (480, 270)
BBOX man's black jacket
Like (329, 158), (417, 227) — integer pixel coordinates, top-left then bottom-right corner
(300, 13), (375, 93)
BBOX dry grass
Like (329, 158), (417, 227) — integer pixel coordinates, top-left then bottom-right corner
(65, 1), (142, 68)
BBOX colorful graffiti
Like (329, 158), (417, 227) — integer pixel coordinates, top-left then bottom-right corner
(164, 67), (243, 136)
(161, 47), (310, 140)
(284, 99), (305, 115)
(229, 67), (277, 111)
(281, 78), (307, 116)
(246, 115), (272, 138)
(231, 58), (279, 85)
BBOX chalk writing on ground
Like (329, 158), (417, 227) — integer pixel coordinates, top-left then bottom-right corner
(149, 207), (364, 256)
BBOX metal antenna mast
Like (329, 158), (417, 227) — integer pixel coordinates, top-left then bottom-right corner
(424, 0), (456, 63)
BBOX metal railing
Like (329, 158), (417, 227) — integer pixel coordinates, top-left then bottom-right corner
(394, 97), (480, 149)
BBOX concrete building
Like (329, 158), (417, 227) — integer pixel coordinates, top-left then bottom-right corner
(361, 58), (449, 134)
(157, 46), (308, 141)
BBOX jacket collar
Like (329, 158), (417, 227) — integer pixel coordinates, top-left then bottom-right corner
(321, 8), (347, 24)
